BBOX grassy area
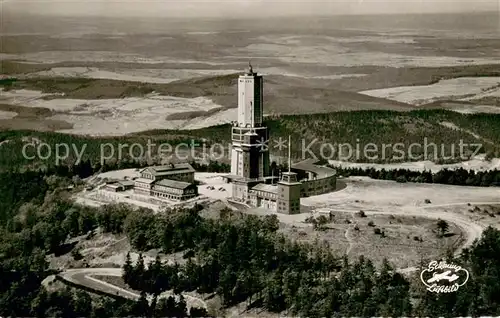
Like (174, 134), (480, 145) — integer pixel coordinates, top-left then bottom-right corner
(0, 60), (53, 74)
(1, 73), (411, 114)
(331, 64), (500, 92)
(468, 97), (500, 107)
(3, 61), (500, 116)
(283, 211), (462, 269)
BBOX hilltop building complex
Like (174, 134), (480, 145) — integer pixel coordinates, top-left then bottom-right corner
(101, 64), (335, 208)
(225, 64), (337, 214)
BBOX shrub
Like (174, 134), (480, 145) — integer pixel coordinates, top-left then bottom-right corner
(316, 215), (329, 225)
(368, 220), (375, 227)
(356, 210), (367, 218)
(71, 248), (83, 261)
(396, 176), (407, 183)
(183, 249), (195, 259)
(373, 228), (381, 235)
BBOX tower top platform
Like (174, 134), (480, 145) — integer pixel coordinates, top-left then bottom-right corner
(245, 61), (256, 76)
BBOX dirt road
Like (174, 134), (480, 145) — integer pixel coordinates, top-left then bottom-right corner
(58, 268), (207, 309)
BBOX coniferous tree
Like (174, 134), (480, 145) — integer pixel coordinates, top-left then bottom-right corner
(123, 252), (133, 286)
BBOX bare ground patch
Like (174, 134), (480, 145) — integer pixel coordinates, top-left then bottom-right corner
(280, 211), (463, 269)
(0, 103), (73, 131)
(165, 106), (224, 120)
(0, 103), (53, 118)
(1, 73), (415, 115)
(0, 117), (73, 131)
(443, 204), (500, 230)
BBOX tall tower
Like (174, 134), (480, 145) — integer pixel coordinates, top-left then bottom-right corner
(230, 63), (270, 202)
(277, 136), (301, 214)
(231, 63), (270, 179)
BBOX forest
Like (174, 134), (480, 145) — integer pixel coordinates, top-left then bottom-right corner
(331, 166), (500, 187)
(119, 205), (500, 317)
(0, 168), (211, 317)
(0, 165), (500, 317)
(2, 109), (500, 171)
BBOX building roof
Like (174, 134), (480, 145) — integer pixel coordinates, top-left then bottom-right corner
(291, 158), (336, 178)
(118, 180), (135, 187)
(134, 178), (155, 184)
(140, 163), (195, 177)
(222, 174), (263, 184)
(251, 183), (278, 194)
(155, 179), (193, 190)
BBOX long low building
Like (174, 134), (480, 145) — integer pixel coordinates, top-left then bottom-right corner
(152, 179), (198, 201)
(104, 180), (135, 192)
(132, 163), (198, 201)
(291, 158), (337, 197)
(138, 163), (195, 183)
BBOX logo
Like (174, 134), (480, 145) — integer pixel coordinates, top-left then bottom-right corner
(420, 260), (469, 293)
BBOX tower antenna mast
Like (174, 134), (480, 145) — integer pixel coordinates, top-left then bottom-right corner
(271, 164), (274, 183)
(288, 135), (291, 173)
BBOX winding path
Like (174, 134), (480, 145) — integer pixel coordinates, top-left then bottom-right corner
(344, 225), (355, 256)
(57, 268), (207, 309)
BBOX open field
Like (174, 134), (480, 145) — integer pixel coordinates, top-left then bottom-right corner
(28, 67), (240, 84)
(243, 177), (497, 269)
(0, 88), (224, 135)
(329, 153), (500, 173)
(0, 110), (17, 120)
(0, 75), (414, 135)
(360, 77), (500, 106)
(2, 13), (500, 136)
(281, 211), (462, 268)
(2, 72), (500, 135)
(2, 13), (500, 70)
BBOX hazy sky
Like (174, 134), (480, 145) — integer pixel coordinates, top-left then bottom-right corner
(2, 0), (499, 17)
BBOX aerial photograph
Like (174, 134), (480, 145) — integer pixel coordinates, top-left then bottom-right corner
(1, 0), (499, 316)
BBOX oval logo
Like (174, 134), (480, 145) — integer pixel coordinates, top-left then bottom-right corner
(420, 260), (469, 293)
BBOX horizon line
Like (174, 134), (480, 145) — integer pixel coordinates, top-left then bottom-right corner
(5, 10), (497, 19)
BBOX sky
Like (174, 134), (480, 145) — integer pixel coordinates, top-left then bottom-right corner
(2, 0), (499, 17)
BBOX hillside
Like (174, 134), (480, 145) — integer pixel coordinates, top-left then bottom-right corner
(1, 73), (414, 115)
(2, 109), (500, 172)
